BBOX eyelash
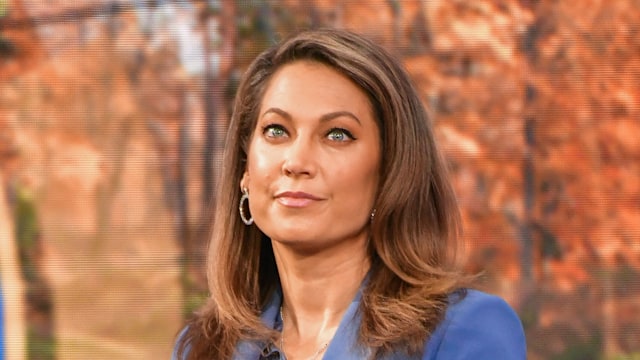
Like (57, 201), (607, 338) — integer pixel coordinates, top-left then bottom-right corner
(261, 124), (356, 141)
(262, 124), (287, 137)
(327, 127), (356, 141)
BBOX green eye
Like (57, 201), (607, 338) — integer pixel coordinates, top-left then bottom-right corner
(264, 125), (287, 138)
(327, 128), (354, 142)
(328, 130), (345, 141)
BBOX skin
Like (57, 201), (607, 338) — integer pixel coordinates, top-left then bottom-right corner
(240, 60), (381, 359)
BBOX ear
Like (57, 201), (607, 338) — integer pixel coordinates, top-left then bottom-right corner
(240, 171), (249, 191)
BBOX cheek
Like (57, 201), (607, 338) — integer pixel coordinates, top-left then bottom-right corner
(340, 156), (380, 194)
(360, 148), (381, 179)
(247, 144), (279, 184)
(362, 159), (381, 200)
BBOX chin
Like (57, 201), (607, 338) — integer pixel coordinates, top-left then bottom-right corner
(268, 231), (320, 245)
(275, 238), (330, 255)
(260, 216), (323, 239)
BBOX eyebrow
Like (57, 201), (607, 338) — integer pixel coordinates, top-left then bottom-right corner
(261, 107), (362, 125)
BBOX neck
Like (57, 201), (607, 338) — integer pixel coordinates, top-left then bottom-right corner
(273, 234), (370, 344)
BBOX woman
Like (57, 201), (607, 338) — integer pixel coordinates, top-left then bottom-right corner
(173, 28), (526, 359)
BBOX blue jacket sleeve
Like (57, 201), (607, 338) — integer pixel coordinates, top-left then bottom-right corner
(424, 290), (527, 360)
(171, 327), (188, 360)
(1, 287), (4, 360)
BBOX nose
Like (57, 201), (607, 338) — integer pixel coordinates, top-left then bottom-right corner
(282, 136), (316, 177)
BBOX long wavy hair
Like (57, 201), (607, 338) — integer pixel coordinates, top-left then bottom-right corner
(175, 28), (469, 359)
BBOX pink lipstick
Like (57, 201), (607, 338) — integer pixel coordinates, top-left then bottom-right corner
(275, 191), (322, 208)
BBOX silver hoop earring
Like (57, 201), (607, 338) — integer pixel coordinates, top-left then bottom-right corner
(239, 188), (254, 225)
(370, 208), (376, 221)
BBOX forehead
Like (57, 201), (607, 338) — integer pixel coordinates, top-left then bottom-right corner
(259, 60), (373, 116)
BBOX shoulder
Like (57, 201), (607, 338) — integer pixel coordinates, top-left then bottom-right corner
(423, 289), (527, 360)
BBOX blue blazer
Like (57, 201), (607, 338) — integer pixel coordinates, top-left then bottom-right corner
(1, 285), (5, 360)
(174, 287), (527, 359)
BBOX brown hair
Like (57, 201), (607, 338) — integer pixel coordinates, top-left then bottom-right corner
(175, 28), (469, 359)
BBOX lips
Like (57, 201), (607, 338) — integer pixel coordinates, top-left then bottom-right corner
(274, 191), (323, 207)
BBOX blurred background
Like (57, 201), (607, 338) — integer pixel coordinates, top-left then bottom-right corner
(0, 0), (639, 359)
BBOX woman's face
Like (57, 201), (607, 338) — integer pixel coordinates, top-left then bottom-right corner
(242, 60), (381, 251)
